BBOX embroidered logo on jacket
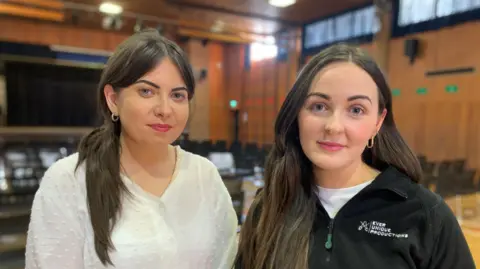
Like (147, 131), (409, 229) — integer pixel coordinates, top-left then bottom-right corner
(358, 221), (408, 238)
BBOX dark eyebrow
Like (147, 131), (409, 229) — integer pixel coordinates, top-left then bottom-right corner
(307, 92), (372, 104)
(348, 95), (372, 103)
(172, 86), (188, 92)
(307, 92), (330, 100)
(133, 79), (160, 89)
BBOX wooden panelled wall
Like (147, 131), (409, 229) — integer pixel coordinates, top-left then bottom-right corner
(388, 21), (480, 173)
(187, 42), (296, 145)
(225, 45), (292, 145)
(221, 19), (480, 173)
(0, 16), (293, 146)
(0, 17), (128, 51)
(3, 16), (480, 174)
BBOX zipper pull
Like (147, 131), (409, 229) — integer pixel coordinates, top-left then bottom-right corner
(325, 234), (333, 250)
(325, 219), (334, 250)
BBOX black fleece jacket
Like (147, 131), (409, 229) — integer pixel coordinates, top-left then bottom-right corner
(236, 166), (476, 269)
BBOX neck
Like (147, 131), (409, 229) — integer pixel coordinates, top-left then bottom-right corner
(314, 161), (378, 189)
(119, 134), (172, 176)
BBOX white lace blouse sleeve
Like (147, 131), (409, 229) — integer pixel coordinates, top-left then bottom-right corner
(25, 160), (85, 269)
(208, 166), (239, 269)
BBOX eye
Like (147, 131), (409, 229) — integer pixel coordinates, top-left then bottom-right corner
(349, 105), (365, 116)
(138, 88), (154, 97)
(171, 91), (187, 101)
(309, 103), (327, 113)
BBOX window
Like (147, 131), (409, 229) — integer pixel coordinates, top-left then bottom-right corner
(352, 8), (365, 36)
(436, 0), (454, 17)
(303, 4), (377, 51)
(325, 19), (335, 43)
(399, 0), (435, 25)
(411, 0), (436, 24)
(436, 0), (471, 17)
(363, 6), (379, 35)
(399, 0), (480, 26)
(453, 0), (471, 14)
(305, 21), (326, 49)
(304, 24), (317, 49)
(250, 42), (278, 61)
(336, 13), (352, 41)
(473, 0), (480, 8)
(398, 0), (414, 26)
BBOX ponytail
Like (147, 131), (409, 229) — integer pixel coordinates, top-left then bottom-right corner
(76, 120), (127, 265)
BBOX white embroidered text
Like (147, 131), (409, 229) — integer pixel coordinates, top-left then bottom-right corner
(358, 221), (408, 238)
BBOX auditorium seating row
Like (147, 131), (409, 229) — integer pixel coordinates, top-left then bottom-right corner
(3, 140), (478, 241)
(174, 139), (272, 169)
(1, 141), (477, 202)
(418, 156), (478, 198)
(0, 139), (270, 237)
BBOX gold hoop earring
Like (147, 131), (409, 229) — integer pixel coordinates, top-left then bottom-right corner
(111, 113), (119, 122)
(367, 136), (375, 149)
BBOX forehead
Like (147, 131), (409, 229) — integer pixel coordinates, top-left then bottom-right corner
(138, 58), (184, 85)
(309, 62), (378, 99)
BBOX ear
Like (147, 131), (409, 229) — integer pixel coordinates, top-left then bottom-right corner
(104, 84), (118, 115)
(375, 108), (387, 134)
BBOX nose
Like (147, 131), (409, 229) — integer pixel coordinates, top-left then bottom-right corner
(324, 111), (344, 134)
(153, 95), (173, 117)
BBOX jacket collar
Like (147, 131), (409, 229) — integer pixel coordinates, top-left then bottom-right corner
(313, 166), (415, 224)
(360, 166), (414, 200)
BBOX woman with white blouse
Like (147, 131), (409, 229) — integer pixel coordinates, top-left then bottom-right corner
(25, 29), (238, 269)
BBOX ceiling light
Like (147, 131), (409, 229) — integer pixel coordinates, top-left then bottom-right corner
(268, 0), (296, 8)
(99, 2), (123, 15)
(211, 20), (225, 33)
(264, 36), (276, 45)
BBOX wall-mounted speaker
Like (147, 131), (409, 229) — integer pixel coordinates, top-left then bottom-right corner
(404, 38), (419, 64)
(199, 69), (208, 80)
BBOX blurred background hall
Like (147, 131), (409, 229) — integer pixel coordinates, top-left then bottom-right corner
(0, 0), (479, 267)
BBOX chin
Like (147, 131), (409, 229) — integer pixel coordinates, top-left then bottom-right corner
(155, 135), (177, 144)
(309, 154), (350, 171)
(143, 133), (174, 145)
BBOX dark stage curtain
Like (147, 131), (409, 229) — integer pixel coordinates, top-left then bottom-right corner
(5, 61), (101, 127)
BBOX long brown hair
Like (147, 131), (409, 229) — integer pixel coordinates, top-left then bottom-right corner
(236, 44), (422, 269)
(75, 29), (195, 266)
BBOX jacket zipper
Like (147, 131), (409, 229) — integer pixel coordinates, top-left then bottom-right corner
(324, 218), (335, 262)
(325, 218), (334, 250)
(317, 176), (409, 264)
(320, 185), (382, 262)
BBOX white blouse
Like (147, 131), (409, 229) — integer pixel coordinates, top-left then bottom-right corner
(25, 146), (239, 269)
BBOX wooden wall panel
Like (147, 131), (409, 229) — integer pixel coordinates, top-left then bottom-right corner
(388, 21), (480, 173)
(187, 40), (210, 141)
(208, 42), (229, 142)
(276, 62), (288, 108)
(264, 60), (276, 144)
(0, 17), (129, 51)
(221, 44), (293, 146)
(224, 44), (245, 143)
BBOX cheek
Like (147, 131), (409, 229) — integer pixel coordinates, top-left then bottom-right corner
(298, 112), (322, 141)
(173, 103), (189, 125)
(345, 120), (376, 144)
(119, 99), (151, 123)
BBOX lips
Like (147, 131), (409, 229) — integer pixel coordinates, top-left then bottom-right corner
(149, 124), (172, 132)
(317, 141), (345, 152)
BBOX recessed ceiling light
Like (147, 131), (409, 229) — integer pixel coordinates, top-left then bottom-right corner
(99, 2), (123, 15)
(268, 0), (296, 8)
